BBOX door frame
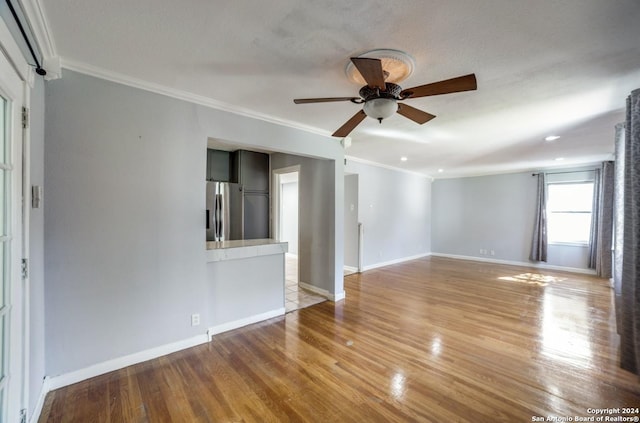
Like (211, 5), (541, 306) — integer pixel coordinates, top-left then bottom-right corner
(1, 17), (32, 422)
(272, 165), (301, 280)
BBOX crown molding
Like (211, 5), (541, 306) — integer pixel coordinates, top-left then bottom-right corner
(432, 160), (610, 181)
(60, 57), (335, 140)
(15, 0), (61, 79)
(18, 0), (56, 59)
(345, 155), (433, 180)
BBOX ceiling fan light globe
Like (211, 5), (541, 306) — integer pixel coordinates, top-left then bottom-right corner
(363, 98), (398, 121)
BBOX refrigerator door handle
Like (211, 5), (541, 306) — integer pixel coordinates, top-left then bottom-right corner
(214, 192), (222, 240)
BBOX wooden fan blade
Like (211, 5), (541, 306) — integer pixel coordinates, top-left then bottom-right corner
(332, 110), (367, 138)
(397, 103), (436, 124)
(294, 97), (358, 104)
(351, 57), (386, 90)
(401, 74), (477, 99)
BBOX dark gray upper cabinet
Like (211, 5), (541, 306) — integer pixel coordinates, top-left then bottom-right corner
(207, 149), (232, 182)
(243, 192), (270, 239)
(232, 150), (269, 192)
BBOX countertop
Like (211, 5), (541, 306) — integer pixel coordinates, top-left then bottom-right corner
(206, 238), (288, 262)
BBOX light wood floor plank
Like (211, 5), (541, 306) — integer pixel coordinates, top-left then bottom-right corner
(39, 257), (640, 422)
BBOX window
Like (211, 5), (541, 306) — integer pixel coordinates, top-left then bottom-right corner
(546, 182), (594, 244)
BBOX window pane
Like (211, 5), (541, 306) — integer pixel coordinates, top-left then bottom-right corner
(0, 170), (4, 236)
(0, 243), (3, 307)
(0, 315), (4, 378)
(548, 212), (592, 243)
(0, 97), (5, 164)
(548, 183), (594, 212)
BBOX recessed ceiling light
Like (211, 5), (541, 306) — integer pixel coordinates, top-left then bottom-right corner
(545, 135), (561, 142)
(438, 169), (444, 173)
(400, 156), (408, 161)
(555, 157), (565, 161)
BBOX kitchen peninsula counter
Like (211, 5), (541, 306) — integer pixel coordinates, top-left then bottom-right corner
(206, 238), (288, 262)
(206, 238), (287, 336)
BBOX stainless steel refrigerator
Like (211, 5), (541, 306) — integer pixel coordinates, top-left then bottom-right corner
(206, 181), (269, 241)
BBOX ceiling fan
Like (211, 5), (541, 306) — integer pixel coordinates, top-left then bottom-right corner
(293, 57), (477, 137)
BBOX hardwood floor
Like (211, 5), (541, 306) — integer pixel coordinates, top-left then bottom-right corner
(39, 257), (640, 422)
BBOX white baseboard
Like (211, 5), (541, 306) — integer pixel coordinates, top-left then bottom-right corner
(29, 378), (51, 423)
(208, 307), (285, 338)
(299, 281), (329, 297)
(299, 282), (345, 302)
(430, 253), (597, 275)
(331, 291), (346, 302)
(362, 253), (431, 272)
(343, 265), (358, 273)
(46, 333), (209, 392)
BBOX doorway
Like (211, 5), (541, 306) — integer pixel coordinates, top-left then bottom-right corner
(272, 166), (325, 312)
(273, 167), (300, 312)
(344, 173), (360, 275)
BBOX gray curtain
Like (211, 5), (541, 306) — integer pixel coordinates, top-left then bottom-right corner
(614, 123), (625, 332)
(529, 173), (547, 262)
(589, 168), (602, 268)
(619, 88), (640, 375)
(594, 162), (614, 277)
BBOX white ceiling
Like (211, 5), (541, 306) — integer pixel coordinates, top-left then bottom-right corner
(38, 0), (640, 177)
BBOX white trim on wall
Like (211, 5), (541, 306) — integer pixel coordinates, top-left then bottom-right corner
(345, 155), (432, 179)
(362, 253), (431, 272)
(17, 0), (57, 59)
(28, 382), (48, 423)
(61, 58), (332, 139)
(432, 162), (611, 181)
(299, 282), (346, 302)
(208, 308), (285, 338)
(430, 253), (597, 275)
(45, 334), (209, 391)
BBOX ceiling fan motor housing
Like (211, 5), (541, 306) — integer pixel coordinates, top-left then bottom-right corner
(359, 82), (402, 101)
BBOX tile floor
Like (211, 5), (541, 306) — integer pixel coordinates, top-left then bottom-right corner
(285, 255), (326, 313)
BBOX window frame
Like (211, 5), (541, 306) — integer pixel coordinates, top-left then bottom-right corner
(545, 180), (594, 247)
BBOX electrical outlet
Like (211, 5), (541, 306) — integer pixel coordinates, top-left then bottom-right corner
(490, 250), (495, 256)
(191, 313), (200, 327)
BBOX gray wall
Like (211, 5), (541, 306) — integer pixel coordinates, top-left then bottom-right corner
(44, 70), (343, 376)
(207, 254), (284, 327)
(271, 153), (340, 293)
(432, 172), (536, 261)
(29, 76), (46, 415)
(281, 181), (298, 255)
(344, 160), (431, 268)
(344, 174), (359, 268)
(431, 170), (593, 269)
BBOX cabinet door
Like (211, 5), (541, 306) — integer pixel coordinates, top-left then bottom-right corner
(207, 149), (231, 182)
(237, 150), (269, 191)
(243, 193), (270, 239)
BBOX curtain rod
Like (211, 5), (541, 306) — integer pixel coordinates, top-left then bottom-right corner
(531, 170), (595, 176)
(5, 0), (46, 76)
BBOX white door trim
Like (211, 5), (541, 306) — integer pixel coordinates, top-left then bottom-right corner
(0, 21), (30, 423)
(272, 165), (301, 243)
